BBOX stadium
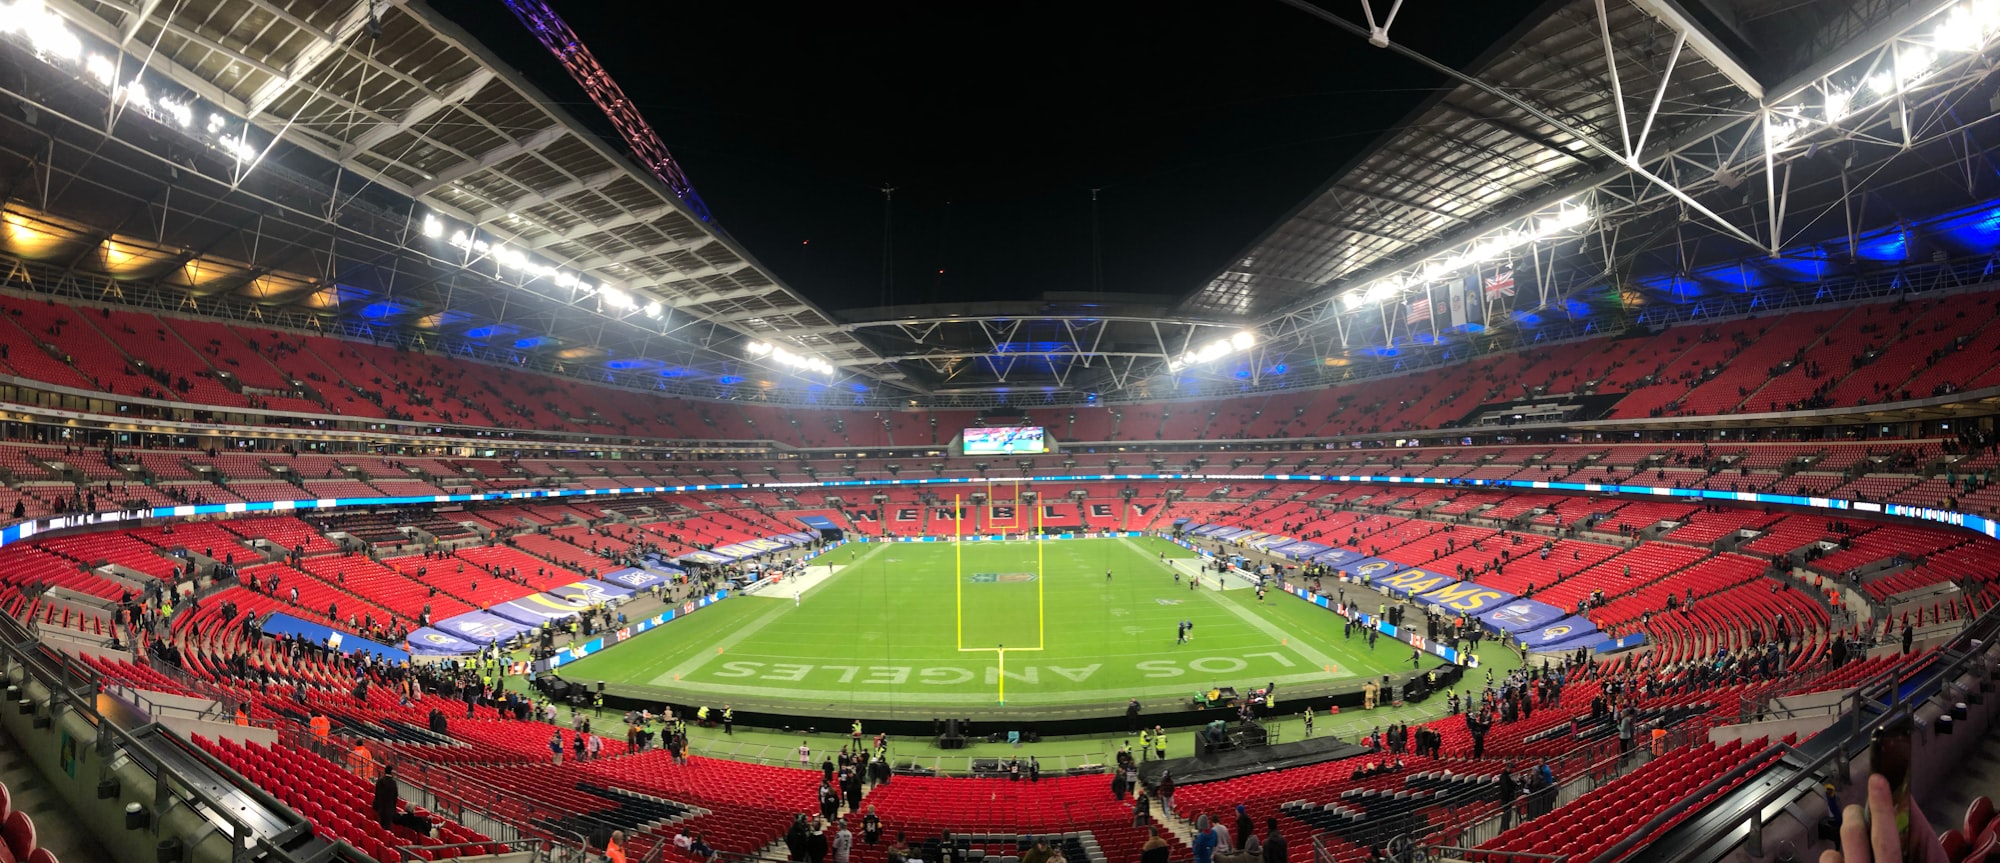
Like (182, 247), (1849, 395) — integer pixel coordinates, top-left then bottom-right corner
(0, 1), (1995, 863)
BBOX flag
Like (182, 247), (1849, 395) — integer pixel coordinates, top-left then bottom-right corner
(1484, 266), (1516, 299)
(1446, 277), (1469, 328)
(1406, 297), (1432, 324)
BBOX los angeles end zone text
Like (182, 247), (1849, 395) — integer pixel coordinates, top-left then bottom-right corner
(560, 536), (1450, 706)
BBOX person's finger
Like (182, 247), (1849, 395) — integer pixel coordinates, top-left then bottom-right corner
(1842, 803), (1874, 863)
(1822, 850), (1846, 863)
(1868, 774), (1902, 863)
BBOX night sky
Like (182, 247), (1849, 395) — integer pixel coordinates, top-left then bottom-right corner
(437, 0), (1551, 313)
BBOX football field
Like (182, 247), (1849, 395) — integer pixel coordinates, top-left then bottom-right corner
(561, 535), (1443, 709)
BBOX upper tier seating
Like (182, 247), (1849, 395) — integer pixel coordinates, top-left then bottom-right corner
(0, 292), (1994, 447)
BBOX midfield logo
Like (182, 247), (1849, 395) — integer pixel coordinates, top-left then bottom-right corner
(967, 572), (1039, 583)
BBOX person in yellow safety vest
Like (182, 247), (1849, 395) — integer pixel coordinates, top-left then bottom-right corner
(1153, 728), (1167, 760)
(722, 706), (734, 734)
(697, 705), (709, 725)
(1139, 728), (1153, 760)
(593, 691), (604, 715)
(852, 719), (863, 743)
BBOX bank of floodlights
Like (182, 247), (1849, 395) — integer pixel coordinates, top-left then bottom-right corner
(1167, 331), (1257, 372)
(1340, 202), (1589, 311)
(746, 341), (834, 375)
(1768, 0), (2000, 150)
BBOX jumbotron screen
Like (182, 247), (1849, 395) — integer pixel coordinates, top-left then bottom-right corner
(962, 426), (1047, 455)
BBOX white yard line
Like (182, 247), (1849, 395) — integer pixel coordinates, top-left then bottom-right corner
(649, 543), (890, 685)
(1120, 537), (1344, 672)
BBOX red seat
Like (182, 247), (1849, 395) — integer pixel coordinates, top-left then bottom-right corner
(25, 849), (54, 863)
(1945, 829), (1970, 862)
(1966, 831), (2000, 863)
(1970, 797), (1995, 842)
(2, 811), (32, 861)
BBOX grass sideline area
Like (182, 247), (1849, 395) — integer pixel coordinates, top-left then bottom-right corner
(558, 535), (1455, 711)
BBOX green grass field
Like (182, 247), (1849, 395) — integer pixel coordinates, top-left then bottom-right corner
(561, 536), (1444, 709)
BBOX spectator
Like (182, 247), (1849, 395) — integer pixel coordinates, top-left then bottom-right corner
(1140, 827), (1170, 863)
(1262, 818), (1287, 863)
(371, 763), (399, 829)
(863, 806), (882, 845)
(834, 820), (853, 863)
(784, 814), (810, 862)
(1192, 816), (1219, 863)
(1023, 837), (1053, 863)
(807, 820), (830, 863)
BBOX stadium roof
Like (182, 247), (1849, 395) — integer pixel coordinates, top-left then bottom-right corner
(1, 0), (914, 392)
(0, 0), (1993, 408)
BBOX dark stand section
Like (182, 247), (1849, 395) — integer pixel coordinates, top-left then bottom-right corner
(1136, 733), (1369, 786)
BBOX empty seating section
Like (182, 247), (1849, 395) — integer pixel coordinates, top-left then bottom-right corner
(228, 481), (305, 503)
(223, 516), (342, 556)
(0, 300), (136, 394)
(1476, 740), (1781, 862)
(239, 561), (409, 629)
(385, 554), (538, 609)
(127, 521), (252, 560)
(133, 450), (200, 480)
(124, 315), (250, 407)
(36, 531), (179, 580)
(195, 452), (275, 480)
(1828, 299), (1993, 407)
(1672, 310), (1848, 416)
(0, 545), (124, 600)
(1865, 542), (2000, 600)
(1740, 518), (1835, 556)
(1591, 553), (1768, 631)
(0, 291), (1988, 444)
(1809, 524), (1963, 575)
(1666, 509), (1786, 545)
(511, 532), (614, 576)
(1604, 320), (1763, 419)
(861, 774), (1188, 863)
(301, 478), (381, 500)
(166, 318), (298, 391)
(297, 556), (469, 621)
(192, 735), (498, 863)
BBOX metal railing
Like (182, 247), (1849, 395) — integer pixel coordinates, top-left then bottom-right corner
(1436, 720), (1715, 851)
(0, 612), (355, 863)
(1615, 603), (2000, 863)
(394, 838), (547, 863)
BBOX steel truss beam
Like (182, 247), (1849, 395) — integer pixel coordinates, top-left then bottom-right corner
(1253, 0), (1982, 356)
